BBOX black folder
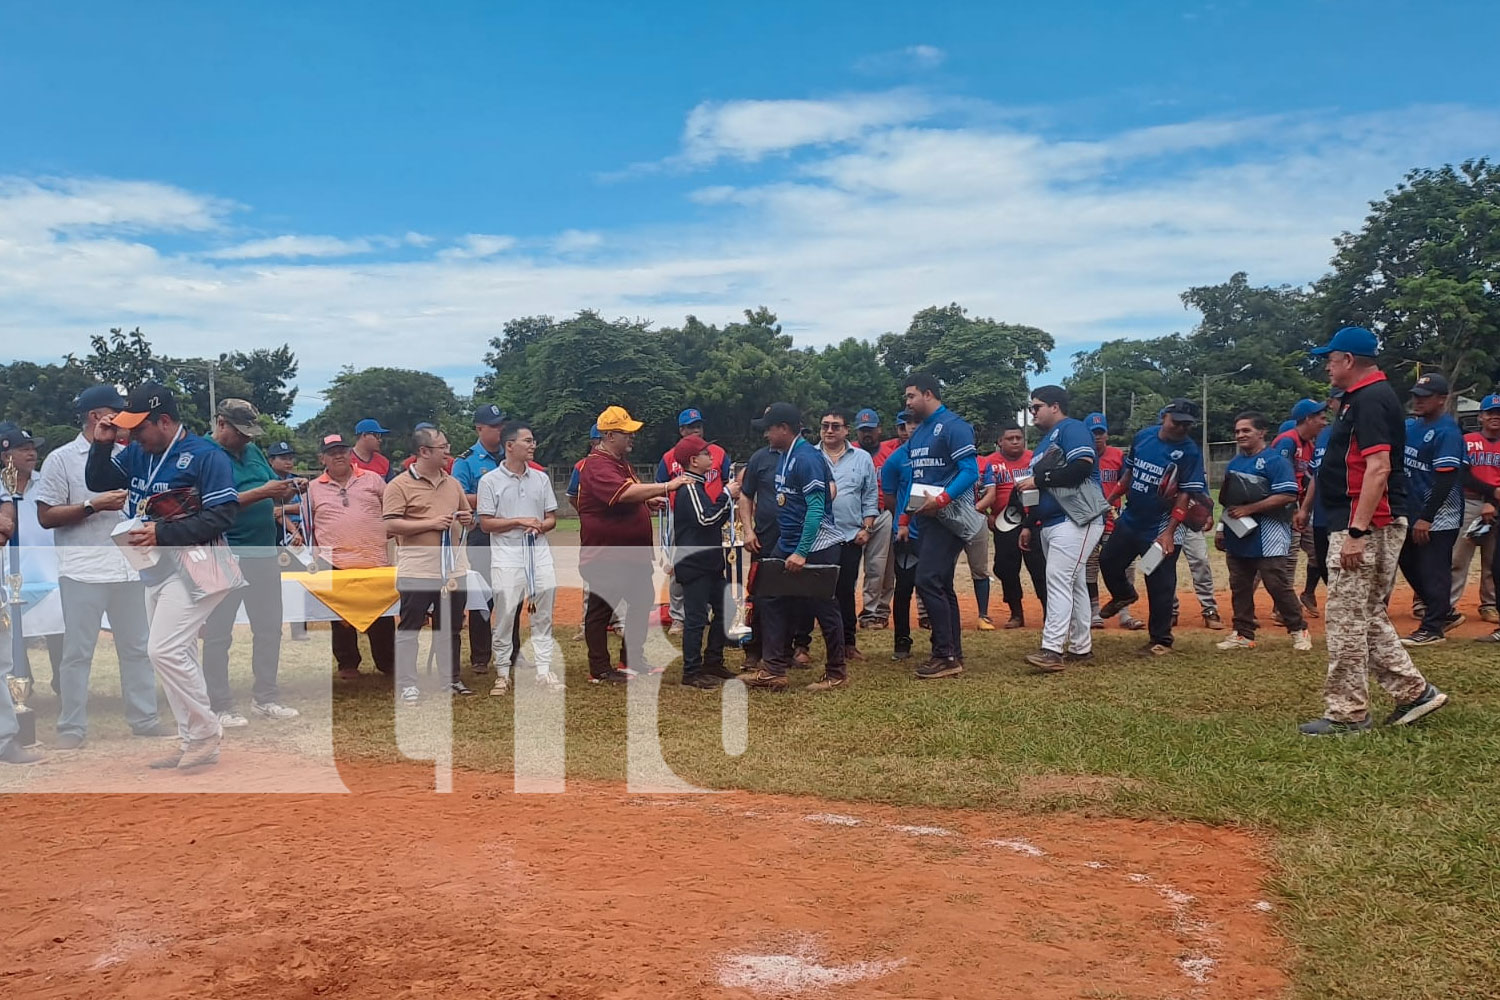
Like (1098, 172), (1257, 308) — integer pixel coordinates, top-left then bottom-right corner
(755, 559), (840, 599)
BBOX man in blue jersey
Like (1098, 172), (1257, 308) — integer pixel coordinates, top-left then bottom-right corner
(881, 411), (920, 661)
(1294, 395), (1341, 614)
(1271, 399), (1328, 619)
(1398, 373), (1466, 646)
(902, 373), (980, 680)
(85, 382), (240, 770)
(1213, 412), (1313, 652)
(1098, 398), (1209, 655)
(740, 402), (846, 692)
(1013, 386), (1105, 672)
(453, 404), (513, 675)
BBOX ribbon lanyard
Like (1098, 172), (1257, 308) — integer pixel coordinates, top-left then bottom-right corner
(298, 484), (315, 548)
(524, 533), (538, 613)
(131, 426), (185, 517)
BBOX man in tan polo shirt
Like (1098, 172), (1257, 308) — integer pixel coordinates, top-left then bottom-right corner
(383, 425), (473, 703)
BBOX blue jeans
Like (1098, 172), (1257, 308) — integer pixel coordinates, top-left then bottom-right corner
(1101, 519), (1182, 647)
(914, 523), (965, 660)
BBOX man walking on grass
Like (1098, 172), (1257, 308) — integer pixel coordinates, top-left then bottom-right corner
(1298, 327), (1447, 736)
(1398, 373), (1465, 647)
(1213, 412), (1313, 653)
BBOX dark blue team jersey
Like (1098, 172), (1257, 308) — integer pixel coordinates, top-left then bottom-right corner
(1403, 413), (1464, 530)
(904, 405), (979, 502)
(1119, 425), (1207, 536)
(1028, 416), (1098, 527)
(113, 430), (238, 519)
(1310, 426), (1333, 528)
(880, 443), (918, 540)
(1222, 448), (1298, 558)
(773, 438), (841, 555)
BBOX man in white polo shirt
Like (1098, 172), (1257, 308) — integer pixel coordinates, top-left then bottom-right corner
(476, 422), (560, 694)
(32, 384), (164, 748)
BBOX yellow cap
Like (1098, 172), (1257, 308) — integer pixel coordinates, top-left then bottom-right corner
(596, 405), (644, 433)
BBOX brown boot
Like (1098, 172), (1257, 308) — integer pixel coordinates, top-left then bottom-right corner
(805, 675), (848, 692)
(740, 669), (789, 692)
(147, 743), (186, 770)
(1203, 611), (1227, 631)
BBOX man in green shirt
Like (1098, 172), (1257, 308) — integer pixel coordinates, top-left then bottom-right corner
(201, 399), (302, 726)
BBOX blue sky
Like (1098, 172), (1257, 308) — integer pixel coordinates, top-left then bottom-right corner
(1, 1), (1495, 422)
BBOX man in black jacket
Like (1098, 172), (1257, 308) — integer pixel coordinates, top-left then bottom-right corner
(670, 435), (741, 688)
(85, 383), (240, 770)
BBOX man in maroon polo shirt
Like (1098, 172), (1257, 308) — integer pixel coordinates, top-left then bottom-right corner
(575, 406), (689, 684)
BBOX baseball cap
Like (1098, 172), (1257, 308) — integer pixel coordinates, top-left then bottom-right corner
(113, 381), (178, 429)
(896, 409), (911, 425)
(677, 407), (704, 427)
(1160, 398), (1200, 424)
(319, 433), (351, 453)
(588, 424), (602, 440)
(751, 402), (802, 432)
(1291, 398), (1328, 422)
(74, 384), (127, 413)
(474, 403), (506, 427)
(266, 440), (294, 457)
(596, 405), (644, 433)
(1481, 394), (1500, 413)
(1310, 326), (1379, 357)
(855, 408), (880, 430)
(354, 418), (390, 435)
(216, 398), (264, 438)
(1410, 372), (1451, 397)
(1084, 412), (1108, 434)
(0, 423), (42, 453)
(1279, 419), (1297, 434)
(413, 421), (436, 431)
(672, 434), (710, 470)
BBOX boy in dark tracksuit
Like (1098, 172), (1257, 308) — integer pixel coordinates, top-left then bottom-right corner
(670, 436), (742, 688)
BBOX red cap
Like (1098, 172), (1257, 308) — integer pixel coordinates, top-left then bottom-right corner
(672, 434), (710, 472)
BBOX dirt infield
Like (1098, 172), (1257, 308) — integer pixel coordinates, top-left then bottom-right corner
(1, 759), (1284, 999)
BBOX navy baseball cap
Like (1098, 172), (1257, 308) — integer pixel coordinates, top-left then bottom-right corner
(0, 423), (42, 453)
(1160, 398), (1200, 423)
(1410, 372), (1451, 397)
(1290, 398), (1328, 422)
(751, 402), (802, 431)
(855, 408), (880, 429)
(474, 403), (506, 426)
(74, 384), (127, 413)
(678, 407), (704, 427)
(1311, 326), (1379, 357)
(1279, 419), (1297, 434)
(896, 409), (911, 425)
(266, 440), (295, 457)
(354, 418), (390, 435)
(589, 424), (601, 440)
(1084, 412), (1108, 433)
(1481, 394), (1500, 413)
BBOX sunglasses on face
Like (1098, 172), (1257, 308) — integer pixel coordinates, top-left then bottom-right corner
(821, 422), (844, 430)
(1028, 403), (1046, 413)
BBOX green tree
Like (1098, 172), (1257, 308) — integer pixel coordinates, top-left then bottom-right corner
(1319, 159), (1500, 399)
(221, 346), (299, 420)
(301, 366), (461, 461)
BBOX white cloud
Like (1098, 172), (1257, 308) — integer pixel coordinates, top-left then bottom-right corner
(0, 99), (1493, 423)
(680, 91), (935, 164)
(207, 234), (374, 260)
(854, 45), (947, 75)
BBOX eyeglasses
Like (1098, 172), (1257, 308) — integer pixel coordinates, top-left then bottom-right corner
(1028, 403), (1045, 413)
(820, 422), (844, 430)
(338, 488), (349, 508)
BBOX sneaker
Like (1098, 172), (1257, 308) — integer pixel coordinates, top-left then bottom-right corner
(792, 646), (812, 667)
(1292, 629), (1314, 652)
(1025, 649), (1066, 673)
(177, 735), (221, 769)
(147, 743), (186, 769)
(1063, 650), (1094, 664)
(1003, 614), (1025, 630)
(471, 661), (491, 676)
(1442, 612), (1467, 632)
(1298, 717), (1372, 736)
(399, 686), (421, 703)
(703, 663), (740, 680)
(336, 667), (361, 681)
(1300, 593), (1321, 619)
(1120, 617), (1146, 631)
(217, 711), (249, 729)
(1098, 594), (1137, 620)
(1091, 617), (1105, 630)
(449, 682), (476, 696)
(491, 677), (510, 697)
(588, 669), (630, 686)
(680, 673), (721, 689)
(668, 621), (684, 636)
(1475, 629), (1500, 643)
(1216, 633), (1256, 651)
(1400, 630), (1445, 647)
(1383, 684), (1449, 727)
(1203, 611), (1227, 631)
(915, 657), (963, 680)
(54, 732), (86, 750)
(739, 669), (789, 691)
(252, 702), (300, 720)
(805, 675), (848, 692)
(1139, 642), (1173, 657)
(1481, 608), (1500, 625)
(891, 647), (913, 661)
(977, 616), (996, 631)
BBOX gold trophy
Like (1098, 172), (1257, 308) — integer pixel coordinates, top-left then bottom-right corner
(2, 453), (33, 746)
(6, 674), (34, 748)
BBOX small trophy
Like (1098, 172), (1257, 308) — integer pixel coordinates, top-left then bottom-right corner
(6, 674), (35, 748)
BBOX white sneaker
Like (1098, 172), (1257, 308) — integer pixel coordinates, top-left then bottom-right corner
(1292, 629), (1313, 652)
(253, 702), (300, 720)
(1216, 633), (1256, 651)
(491, 677), (510, 697)
(217, 711), (250, 728)
(668, 621), (684, 636)
(536, 672), (565, 691)
(399, 686), (420, 703)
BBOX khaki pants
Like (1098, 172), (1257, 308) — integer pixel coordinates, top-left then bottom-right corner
(1449, 497), (1496, 614)
(1323, 523), (1429, 723)
(860, 510), (894, 622)
(145, 574), (227, 743)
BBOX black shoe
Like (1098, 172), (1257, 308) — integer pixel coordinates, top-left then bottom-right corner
(449, 682), (476, 696)
(891, 647), (912, 661)
(471, 661), (491, 675)
(1063, 650), (1095, 664)
(589, 670), (630, 685)
(1383, 684), (1449, 727)
(915, 656), (963, 680)
(1441, 612), (1467, 632)
(1097, 594), (1137, 620)
(1298, 717), (1372, 736)
(702, 663), (740, 680)
(1400, 630), (1445, 647)
(680, 673), (722, 689)
(54, 732), (86, 750)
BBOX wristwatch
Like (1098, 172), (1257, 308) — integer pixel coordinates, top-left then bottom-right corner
(1348, 526), (1370, 539)
(82, 500), (96, 517)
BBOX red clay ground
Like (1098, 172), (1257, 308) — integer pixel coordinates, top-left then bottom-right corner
(0, 759), (1285, 1000)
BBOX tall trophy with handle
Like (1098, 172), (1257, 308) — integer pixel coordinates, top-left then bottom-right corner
(2, 452), (34, 746)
